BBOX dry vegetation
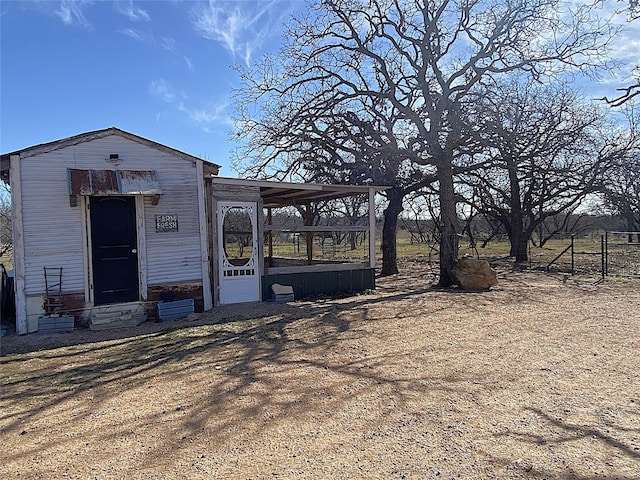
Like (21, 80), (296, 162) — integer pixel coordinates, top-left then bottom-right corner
(1, 264), (639, 479)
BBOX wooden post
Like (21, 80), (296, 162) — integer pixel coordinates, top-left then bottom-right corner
(369, 188), (376, 268)
(267, 207), (273, 267)
(10, 154), (27, 334)
(135, 196), (148, 301)
(305, 203), (313, 265)
(196, 160), (212, 310)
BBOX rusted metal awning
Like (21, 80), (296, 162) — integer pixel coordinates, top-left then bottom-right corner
(67, 169), (161, 206)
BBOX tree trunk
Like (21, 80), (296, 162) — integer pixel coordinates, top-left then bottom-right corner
(506, 156), (528, 262)
(381, 187), (404, 276)
(349, 231), (357, 250)
(437, 162), (458, 287)
(507, 214), (529, 262)
(509, 229), (529, 262)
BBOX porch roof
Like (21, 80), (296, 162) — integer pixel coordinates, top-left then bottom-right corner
(209, 177), (389, 207)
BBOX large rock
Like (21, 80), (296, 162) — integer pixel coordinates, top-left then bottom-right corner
(450, 256), (498, 290)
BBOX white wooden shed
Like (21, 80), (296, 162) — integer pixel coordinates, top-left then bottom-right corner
(1, 128), (383, 335)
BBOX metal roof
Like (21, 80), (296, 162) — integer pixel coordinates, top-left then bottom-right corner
(210, 176), (389, 207)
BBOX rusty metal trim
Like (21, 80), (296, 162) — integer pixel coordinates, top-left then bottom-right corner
(118, 170), (161, 195)
(67, 169), (162, 197)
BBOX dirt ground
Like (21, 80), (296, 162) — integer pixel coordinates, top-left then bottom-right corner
(1, 266), (639, 479)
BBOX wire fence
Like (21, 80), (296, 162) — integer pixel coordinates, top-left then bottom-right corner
(534, 232), (640, 278)
(604, 231), (640, 278)
(398, 231), (640, 279)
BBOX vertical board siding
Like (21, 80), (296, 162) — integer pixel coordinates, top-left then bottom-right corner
(19, 135), (206, 297)
(20, 161), (85, 294)
(261, 269), (376, 300)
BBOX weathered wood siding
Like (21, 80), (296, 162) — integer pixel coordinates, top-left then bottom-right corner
(18, 134), (206, 297)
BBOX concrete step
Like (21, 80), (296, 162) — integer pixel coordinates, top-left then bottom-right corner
(89, 303), (147, 330)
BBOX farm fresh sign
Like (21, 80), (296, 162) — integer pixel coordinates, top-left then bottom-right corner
(155, 214), (178, 232)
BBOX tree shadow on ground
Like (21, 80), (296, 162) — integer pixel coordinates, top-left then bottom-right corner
(1, 281), (491, 476)
(3, 267), (595, 477)
(492, 405), (640, 479)
(519, 407), (639, 460)
(1, 264), (546, 357)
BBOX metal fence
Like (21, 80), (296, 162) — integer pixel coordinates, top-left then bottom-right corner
(539, 235), (600, 276)
(540, 232), (640, 278)
(604, 231), (640, 278)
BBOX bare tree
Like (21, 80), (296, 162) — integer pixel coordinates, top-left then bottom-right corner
(234, 0), (616, 286)
(598, 114), (640, 230)
(401, 192), (437, 245)
(598, 0), (639, 106)
(533, 211), (596, 247)
(462, 78), (618, 262)
(600, 68), (640, 107)
(0, 184), (11, 260)
(301, 132), (437, 275)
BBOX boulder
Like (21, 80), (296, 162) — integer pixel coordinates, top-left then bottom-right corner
(450, 256), (498, 290)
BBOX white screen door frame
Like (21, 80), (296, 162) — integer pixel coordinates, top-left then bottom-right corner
(217, 201), (261, 304)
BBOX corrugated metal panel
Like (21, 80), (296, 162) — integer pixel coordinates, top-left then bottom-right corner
(261, 269), (375, 299)
(18, 134), (206, 297)
(68, 169), (91, 195)
(119, 170), (160, 194)
(91, 169), (119, 194)
(68, 169), (161, 195)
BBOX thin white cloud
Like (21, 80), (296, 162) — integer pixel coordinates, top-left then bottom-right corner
(184, 56), (195, 72)
(119, 27), (143, 42)
(55, 0), (91, 27)
(118, 27), (156, 44)
(192, 3), (244, 56)
(191, 0), (286, 66)
(160, 37), (176, 53)
(150, 78), (232, 129)
(115, 0), (150, 22)
(150, 78), (181, 104)
(188, 104), (230, 125)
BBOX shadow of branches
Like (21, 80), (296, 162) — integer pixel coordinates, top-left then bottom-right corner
(2, 268), (637, 478)
(1, 284), (490, 476)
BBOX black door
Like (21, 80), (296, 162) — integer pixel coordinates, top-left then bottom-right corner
(90, 196), (139, 305)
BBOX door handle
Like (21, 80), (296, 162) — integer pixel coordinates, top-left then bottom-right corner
(131, 249), (137, 254)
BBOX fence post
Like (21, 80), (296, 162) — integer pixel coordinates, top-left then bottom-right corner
(571, 234), (575, 276)
(605, 231), (609, 276)
(601, 234), (605, 279)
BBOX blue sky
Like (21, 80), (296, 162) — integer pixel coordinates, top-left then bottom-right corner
(0, 0), (302, 175)
(1, 1), (638, 178)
